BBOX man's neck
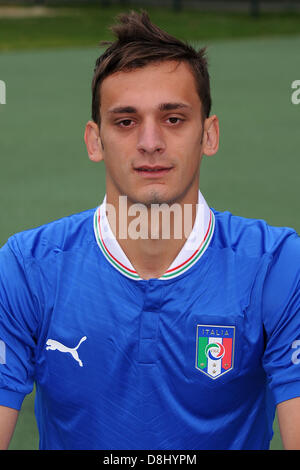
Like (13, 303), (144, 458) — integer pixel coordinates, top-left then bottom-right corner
(106, 192), (199, 280)
(117, 222), (196, 281)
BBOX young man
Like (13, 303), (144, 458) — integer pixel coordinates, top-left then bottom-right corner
(0, 11), (299, 450)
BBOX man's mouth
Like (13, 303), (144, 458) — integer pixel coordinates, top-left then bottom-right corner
(134, 165), (173, 177)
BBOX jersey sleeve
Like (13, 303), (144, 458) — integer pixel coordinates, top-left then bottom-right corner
(0, 236), (39, 410)
(262, 231), (300, 405)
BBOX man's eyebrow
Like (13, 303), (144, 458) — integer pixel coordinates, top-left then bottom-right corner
(158, 102), (192, 111)
(108, 103), (192, 114)
(108, 106), (137, 114)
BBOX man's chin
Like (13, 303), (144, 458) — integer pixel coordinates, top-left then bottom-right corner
(127, 189), (177, 207)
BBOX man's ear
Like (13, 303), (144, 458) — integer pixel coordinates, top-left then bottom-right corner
(84, 120), (104, 162)
(202, 115), (219, 157)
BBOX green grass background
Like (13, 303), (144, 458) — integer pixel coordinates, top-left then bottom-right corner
(1, 6), (300, 51)
(1, 4), (300, 450)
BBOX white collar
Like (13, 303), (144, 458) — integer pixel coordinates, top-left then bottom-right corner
(93, 190), (215, 280)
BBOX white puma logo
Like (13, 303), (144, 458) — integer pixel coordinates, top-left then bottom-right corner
(45, 336), (87, 367)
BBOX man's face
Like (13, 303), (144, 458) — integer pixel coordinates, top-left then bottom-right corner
(93, 60), (217, 206)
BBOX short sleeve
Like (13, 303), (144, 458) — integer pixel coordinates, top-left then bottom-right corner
(262, 232), (300, 405)
(0, 236), (38, 410)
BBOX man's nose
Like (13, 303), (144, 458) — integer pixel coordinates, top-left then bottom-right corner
(136, 120), (166, 155)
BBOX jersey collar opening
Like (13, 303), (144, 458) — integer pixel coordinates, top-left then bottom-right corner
(93, 191), (215, 281)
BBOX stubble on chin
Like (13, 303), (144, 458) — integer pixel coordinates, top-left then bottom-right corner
(127, 189), (180, 208)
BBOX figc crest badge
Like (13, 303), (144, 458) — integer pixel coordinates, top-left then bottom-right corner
(195, 325), (235, 379)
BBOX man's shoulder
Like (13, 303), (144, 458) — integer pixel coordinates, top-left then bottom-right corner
(4, 207), (97, 261)
(211, 207), (300, 259)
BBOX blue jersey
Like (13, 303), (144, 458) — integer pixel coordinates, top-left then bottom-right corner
(0, 191), (300, 450)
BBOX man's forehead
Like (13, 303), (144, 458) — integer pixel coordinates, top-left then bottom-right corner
(100, 61), (200, 111)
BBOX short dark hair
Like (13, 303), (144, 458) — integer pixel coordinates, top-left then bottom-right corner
(91, 10), (212, 126)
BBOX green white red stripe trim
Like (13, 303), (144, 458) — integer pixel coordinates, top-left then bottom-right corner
(93, 194), (215, 281)
(93, 207), (141, 280)
(159, 210), (214, 279)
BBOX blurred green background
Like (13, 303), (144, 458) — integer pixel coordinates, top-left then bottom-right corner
(1, 1), (300, 450)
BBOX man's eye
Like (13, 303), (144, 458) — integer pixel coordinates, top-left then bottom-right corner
(118, 119), (133, 127)
(167, 117), (183, 125)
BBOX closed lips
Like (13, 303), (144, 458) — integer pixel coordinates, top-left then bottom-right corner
(135, 166), (172, 171)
